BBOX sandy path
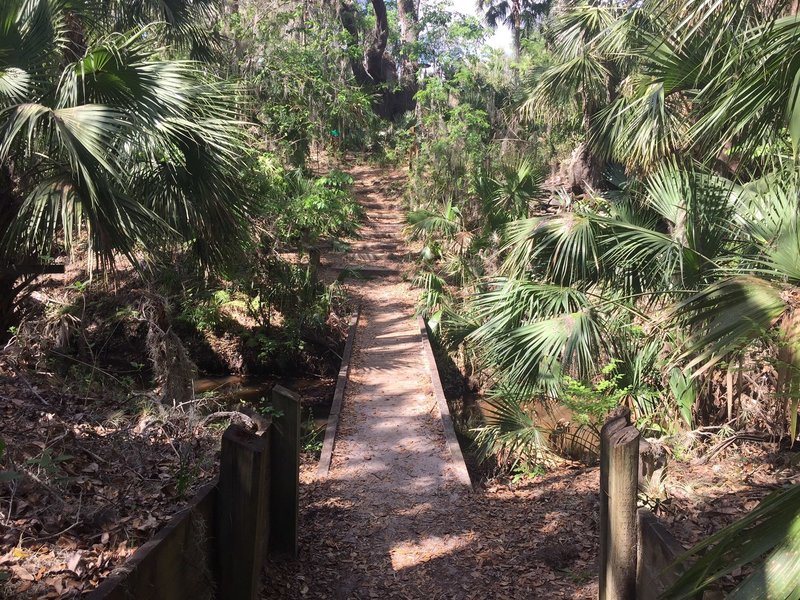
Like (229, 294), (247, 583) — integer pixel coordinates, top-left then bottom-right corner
(262, 165), (599, 600)
(327, 165), (463, 495)
(323, 164), (468, 578)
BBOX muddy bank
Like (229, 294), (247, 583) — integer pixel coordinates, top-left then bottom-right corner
(193, 374), (335, 431)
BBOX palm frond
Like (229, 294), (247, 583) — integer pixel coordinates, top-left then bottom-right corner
(673, 276), (786, 376)
(473, 388), (553, 466)
(665, 485), (800, 600)
(407, 201), (462, 241)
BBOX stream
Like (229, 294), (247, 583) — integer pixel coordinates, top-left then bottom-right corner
(192, 374), (334, 432)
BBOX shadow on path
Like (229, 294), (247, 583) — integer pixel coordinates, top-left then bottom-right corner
(263, 165), (600, 599)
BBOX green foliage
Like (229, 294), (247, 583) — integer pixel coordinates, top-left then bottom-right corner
(559, 361), (628, 426)
(0, 2), (253, 269)
(25, 449), (73, 481)
(224, 4), (376, 166)
(510, 461), (548, 484)
(174, 455), (199, 498)
(301, 408), (325, 456)
(251, 163), (363, 250)
(292, 172), (363, 242)
(665, 485), (800, 600)
(473, 388), (554, 470)
(408, 0), (800, 593)
(252, 397), (284, 419)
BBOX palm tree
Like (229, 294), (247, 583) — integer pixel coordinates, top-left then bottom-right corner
(478, 159), (544, 225)
(590, 0), (799, 175)
(0, 0), (252, 337)
(452, 160), (777, 459)
(620, 3), (800, 594)
(521, 2), (627, 189)
(477, 0), (552, 59)
(471, 0), (800, 592)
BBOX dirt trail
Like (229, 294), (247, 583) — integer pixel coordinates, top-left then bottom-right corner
(323, 165), (464, 495)
(263, 165), (599, 600)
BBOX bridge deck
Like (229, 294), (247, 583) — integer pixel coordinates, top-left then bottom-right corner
(262, 165), (599, 600)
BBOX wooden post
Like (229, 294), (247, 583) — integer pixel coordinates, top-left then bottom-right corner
(308, 246), (321, 284)
(599, 408), (631, 600)
(605, 425), (640, 600)
(269, 385), (300, 557)
(216, 424), (270, 600)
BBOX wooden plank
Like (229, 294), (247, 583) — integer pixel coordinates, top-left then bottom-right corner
(605, 425), (640, 600)
(269, 385), (300, 557)
(353, 241), (400, 251)
(333, 252), (400, 262)
(326, 264), (400, 276)
(636, 509), (686, 600)
(317, 308), (360, 477)
(1, 264), (65, 276)
(216, 425), (270, 600)
(418, 316), (473, 492)
(89, 483), (216, 600)
(599, 408), (631, 600)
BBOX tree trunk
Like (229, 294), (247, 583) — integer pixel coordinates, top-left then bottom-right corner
(64, 10), (88, 61)
(397, 0), (420, 109)
(308, 246), (321, 285)
(0, 164), (22, 342)
(338, 0), (417, 120)
(569, 97), (605, 191)
(339, 0), (371, 86)
(512, 0), (522, 60)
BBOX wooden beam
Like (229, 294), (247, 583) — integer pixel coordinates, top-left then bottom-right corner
(216, 424), (270, 600)
(605, 425), (640, 600)
(318, 308), (360, 477)
(418, 315), (473, 491)
(1, 264), (65, 277)
(269, 385), (300, 558)
(599, 408), (631, 600)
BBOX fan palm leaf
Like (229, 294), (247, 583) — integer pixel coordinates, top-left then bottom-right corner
(665, 485), (800, 600)
(469, 278), (603, 385)
(473, 388), (553, 465)
(0, 1), (252, 270)
(407, 201), (462, 241)
(501, 211), (604, 284)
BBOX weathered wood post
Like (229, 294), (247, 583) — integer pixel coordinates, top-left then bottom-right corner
(607, 425), (641, 600)
(599, 407), (640, 600)
(216, 424), (271, 600)
(269, 385), (300, 557)
(599, 408), (630, 599)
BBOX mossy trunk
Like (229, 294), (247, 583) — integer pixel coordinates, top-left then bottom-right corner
(339, 0), (417, 120)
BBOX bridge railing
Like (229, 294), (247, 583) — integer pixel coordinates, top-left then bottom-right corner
(89, 385), (300, 600)
(598, 408), (688, 600)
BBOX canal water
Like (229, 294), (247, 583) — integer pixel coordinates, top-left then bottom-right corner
(192, 374), (334, 434)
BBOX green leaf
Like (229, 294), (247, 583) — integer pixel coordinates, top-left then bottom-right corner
(665, 486), (800, 600)
(787, 66), (800, 158)
(675, 277), (786, 377)
(668, 369), (695, 428)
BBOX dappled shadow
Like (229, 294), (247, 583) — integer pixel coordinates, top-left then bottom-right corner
(0, 377), (222, 596)
(262, 460), (600, 599)
(656, 453), (799, 554)
(0, 367), (335, 597)
(259, 164), (597, 599)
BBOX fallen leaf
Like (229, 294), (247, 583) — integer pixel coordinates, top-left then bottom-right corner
(11, 564), (35, 581)
(66, 552), (83, 575)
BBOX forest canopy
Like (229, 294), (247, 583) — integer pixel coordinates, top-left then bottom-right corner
(2, 0), (800, 597)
